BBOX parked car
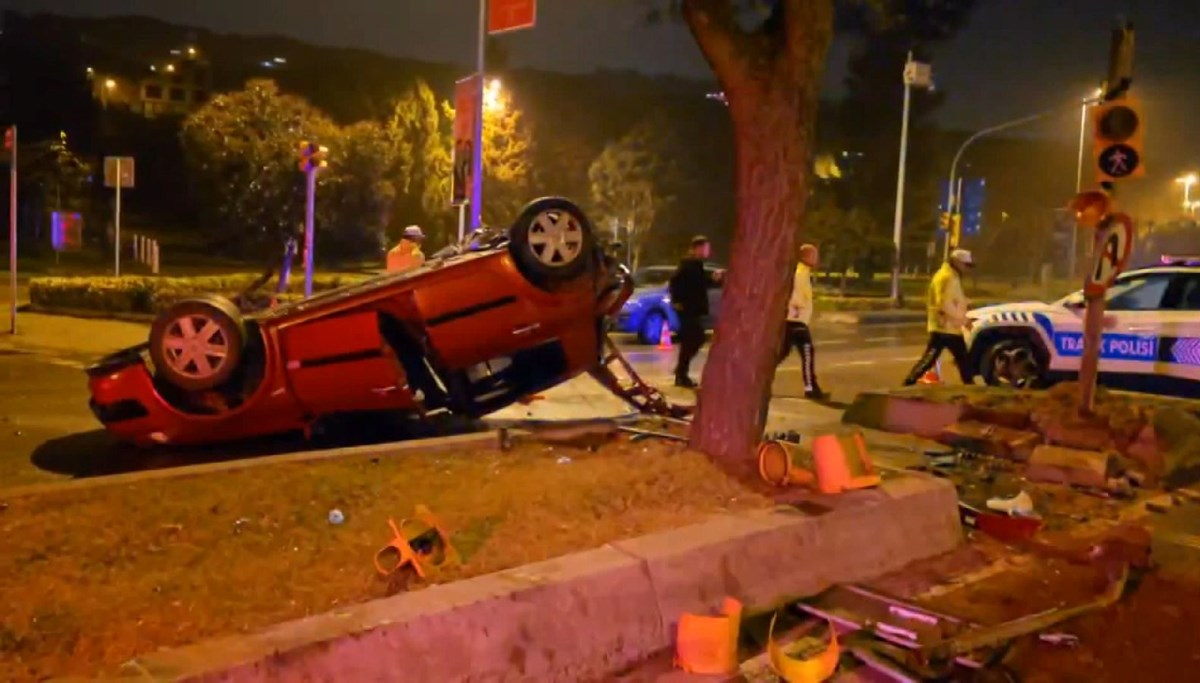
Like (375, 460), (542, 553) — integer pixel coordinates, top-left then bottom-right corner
(86, 197), (633, 447)
(613, 264), (723, 344)
(965, 256), (1200, 397)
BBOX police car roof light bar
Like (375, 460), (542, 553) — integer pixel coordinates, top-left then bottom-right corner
(1160, 254), (1200, 266)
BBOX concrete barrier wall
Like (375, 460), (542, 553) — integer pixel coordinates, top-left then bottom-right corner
(128, 475), (962, 683)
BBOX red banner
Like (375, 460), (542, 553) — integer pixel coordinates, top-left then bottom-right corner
(488, 0), (536, 34)
(451, 75), (481, 206)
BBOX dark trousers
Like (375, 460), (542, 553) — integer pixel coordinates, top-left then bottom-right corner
(904, 332), (974, 385)
(778, 322), (820, 390)
(674, 315), (706, 381)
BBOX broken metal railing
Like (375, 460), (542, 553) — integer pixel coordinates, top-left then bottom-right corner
(590, 335), (693, 420)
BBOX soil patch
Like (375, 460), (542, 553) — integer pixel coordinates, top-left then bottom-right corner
(0, 436), (770, 680)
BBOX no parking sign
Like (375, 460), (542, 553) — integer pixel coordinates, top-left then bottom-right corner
(1084, 212), (1133, 297)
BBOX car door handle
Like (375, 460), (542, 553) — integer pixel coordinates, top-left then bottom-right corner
(512, 323), (541, 336)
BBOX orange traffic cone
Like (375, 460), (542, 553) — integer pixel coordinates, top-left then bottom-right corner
(657, 319), (673, 350)
(917, 360), (941, 385)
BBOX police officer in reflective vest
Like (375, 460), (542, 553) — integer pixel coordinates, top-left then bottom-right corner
(904, 248), (977, 385)
(387, 225), (426, 273)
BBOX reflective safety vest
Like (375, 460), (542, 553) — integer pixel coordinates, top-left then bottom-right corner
(927, 263), (968, 335)
(387, 240), (425, 273)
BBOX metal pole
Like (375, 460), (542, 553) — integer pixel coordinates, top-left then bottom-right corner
(457, 202), (466, 244)
(1071, 100), (1088, 280)
(114, 158), (121, 277)
(469, 0), (487, 233)
(9, 125), (16, 334)
(890, 52), (914, 305)
(944, 107), (1062, 261)
(304, 168), (316, 297)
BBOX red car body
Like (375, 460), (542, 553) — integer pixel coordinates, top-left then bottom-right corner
(87, 247), (631, 447)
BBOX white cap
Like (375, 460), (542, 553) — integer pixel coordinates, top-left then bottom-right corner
(950, 248), (973, 266)
(402, 225), (425, 240)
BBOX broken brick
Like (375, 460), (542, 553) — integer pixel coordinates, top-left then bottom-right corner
(1027, 445), (1112, 489)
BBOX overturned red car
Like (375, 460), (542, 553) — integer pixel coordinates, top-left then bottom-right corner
(86, 198), (634, 447)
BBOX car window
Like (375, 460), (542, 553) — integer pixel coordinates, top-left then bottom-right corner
(1106, 274), (1171, 311)
(634, 269), (672, 287)
(1164, 275), (1200, 311)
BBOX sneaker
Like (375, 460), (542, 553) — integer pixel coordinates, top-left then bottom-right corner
(805, 388), (829, 400)
(674, 377), (699, 389)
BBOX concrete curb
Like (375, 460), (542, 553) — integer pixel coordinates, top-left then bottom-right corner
(114, 475), (961, 683)
(0, 431), (499, 501)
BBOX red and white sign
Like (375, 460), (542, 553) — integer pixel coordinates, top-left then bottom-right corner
(1084, 212), (1134, 297)
(451, 75), (481, 206)
(488, 0), (536, 34)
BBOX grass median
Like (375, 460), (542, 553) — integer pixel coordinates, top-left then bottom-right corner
(0, 435), (769, 680)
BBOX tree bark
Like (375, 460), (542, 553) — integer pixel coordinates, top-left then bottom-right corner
(683, 0), (834, 473)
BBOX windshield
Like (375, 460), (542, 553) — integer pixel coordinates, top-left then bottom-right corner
(1058, 274), (1159, 307)
(634, 269), (673, 288)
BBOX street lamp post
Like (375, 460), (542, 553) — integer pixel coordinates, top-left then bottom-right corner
(943, 106), (1067, 261)
(890, 53), (933, 304)
(470, 0), (487, 233)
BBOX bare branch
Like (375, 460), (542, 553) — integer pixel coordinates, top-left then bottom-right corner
(681, 0), (755, 93)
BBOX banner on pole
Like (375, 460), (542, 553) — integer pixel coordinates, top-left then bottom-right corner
(451, 75), (481, 207)
(488, 0), (537, 34)
(51, 211), (84, 252)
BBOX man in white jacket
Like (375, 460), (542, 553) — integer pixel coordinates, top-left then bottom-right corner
(779, 243), (826, 399)
(903, 248), (976, 385)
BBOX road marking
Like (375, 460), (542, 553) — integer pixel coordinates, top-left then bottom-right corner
(865, 336), (902, 343)
(816, 339), (849, 347)
(47, 358), (85, 369)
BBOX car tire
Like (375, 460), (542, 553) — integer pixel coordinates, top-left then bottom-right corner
(508, 197), (596, 286)
(149, 296), (246, 392)
(981, 337), (1043, 388)
(638, 310), (668, 345)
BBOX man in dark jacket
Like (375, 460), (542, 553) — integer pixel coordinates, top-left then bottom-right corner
(669, 235), (723, 388)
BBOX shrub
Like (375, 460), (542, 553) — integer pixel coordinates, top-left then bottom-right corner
(30, 273), (370, 315)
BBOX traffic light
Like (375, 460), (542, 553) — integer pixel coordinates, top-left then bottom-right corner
(1069, 189), (1112, 229)
(949, 213), (962, 247)
(1092, 97), (1144, 182)
(1, 126), (13, 166)
(298, 140), (328, 173)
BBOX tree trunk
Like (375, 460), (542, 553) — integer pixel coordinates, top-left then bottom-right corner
(686, 6), (835, 468)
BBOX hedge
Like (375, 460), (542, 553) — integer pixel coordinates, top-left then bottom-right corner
(29, 273), (371, 315)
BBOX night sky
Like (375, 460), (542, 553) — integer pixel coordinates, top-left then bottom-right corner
(3, 0), (1193, 128)
(4, 0), (1198, 214)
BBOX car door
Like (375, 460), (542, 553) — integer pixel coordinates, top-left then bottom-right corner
(1152, 273), (1200, 393)
(1099, 272), (1174, 380)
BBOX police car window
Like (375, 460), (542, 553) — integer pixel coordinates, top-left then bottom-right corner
(1106, 275), (1171, 311)
(1171, 276), (1200, 311)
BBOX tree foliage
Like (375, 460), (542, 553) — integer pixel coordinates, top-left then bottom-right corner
(588, 113), (680, 270)
(387, 79), (535, 245)
(182, 79), (411, 262)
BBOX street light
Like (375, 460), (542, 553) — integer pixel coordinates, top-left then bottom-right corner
(483, 78), (504, 112)
(104, 78), (116, 90)
(1177, 174), (1198, 215)
(889, 52), (934, 304)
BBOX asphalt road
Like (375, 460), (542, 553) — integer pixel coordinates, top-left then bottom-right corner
(0, 322), (929, 489)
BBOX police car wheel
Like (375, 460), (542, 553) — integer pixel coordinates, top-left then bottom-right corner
(981, 338), (1042, 388)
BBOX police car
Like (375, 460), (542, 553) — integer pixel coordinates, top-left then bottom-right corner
(964, 256), (1200, 397)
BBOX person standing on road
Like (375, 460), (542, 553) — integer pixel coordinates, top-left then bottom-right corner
(779, 243), (827, 399)
(904, 248), (977, 385)
(669, 235), (723, 388)
(387, 225), (426, 273)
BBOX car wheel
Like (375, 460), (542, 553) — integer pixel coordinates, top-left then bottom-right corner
(639, 310), (668, 345)
(149, 296), (246, 392)
(981, 337), (1043, 388)
(508, 197), (596, 285)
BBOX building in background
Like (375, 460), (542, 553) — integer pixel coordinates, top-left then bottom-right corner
(88, 45), (211, 118)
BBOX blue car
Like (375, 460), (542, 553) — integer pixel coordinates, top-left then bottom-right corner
(613, 265), (723, 344)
